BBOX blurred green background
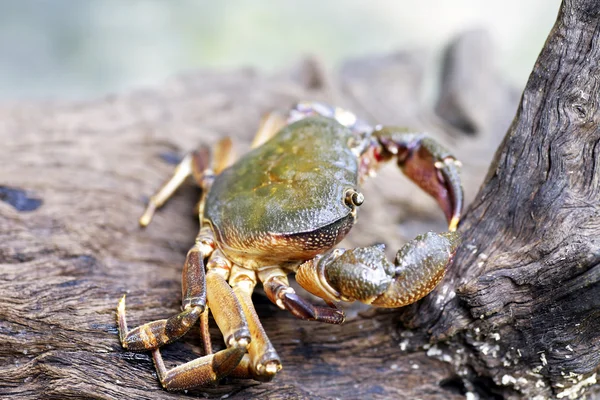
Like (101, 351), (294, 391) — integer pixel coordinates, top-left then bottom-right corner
(0, 0), (561, 101)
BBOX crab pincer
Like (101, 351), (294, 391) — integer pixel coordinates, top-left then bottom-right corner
(296, 232), (460, 308)
(373, 127), (463, 232)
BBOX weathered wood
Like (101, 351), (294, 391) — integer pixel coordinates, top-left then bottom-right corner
(0, 50), (503, 399)
(4, 1), (598, 398)
(402, 0), (600, 398)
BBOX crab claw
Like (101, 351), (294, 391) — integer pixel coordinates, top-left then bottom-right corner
(374, 128), (463, 231)
(296, 232), (460, 308)
(371, 231), (459, 307)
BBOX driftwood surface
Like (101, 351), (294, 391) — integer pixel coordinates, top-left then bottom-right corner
(0, 40), (511, 400)
(1, 1), (599, 398)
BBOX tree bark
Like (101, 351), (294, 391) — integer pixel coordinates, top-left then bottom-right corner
(402, 0), (600, 398)
(1, 1), (599, 399)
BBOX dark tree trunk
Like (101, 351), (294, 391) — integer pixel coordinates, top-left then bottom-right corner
(402, 0), (600, 398)
(1, 1), (599, 399)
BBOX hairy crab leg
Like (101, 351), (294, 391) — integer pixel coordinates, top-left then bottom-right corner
(296, 232), (460, 309)
(260, 268), (345, 324)
(150, 261), (252, 390)
(139, 138), (233, 227)
(199, 306), (212, 355)
(227, 266), (282, 381)
(210, 137), (235, 175)
(250, 110), (287, 149)
(139, 152), (195, 227)
(373, 127), (463, 231)
(117, 229), (251, 390)
(116, 230), (213, 351)
(151, 344), (244, 392)
(150, 242), (252, 390)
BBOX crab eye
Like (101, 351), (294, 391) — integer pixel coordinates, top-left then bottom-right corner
(344, 189), (364, 207)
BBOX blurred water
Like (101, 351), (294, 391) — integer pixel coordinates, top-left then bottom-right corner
(0, 0), (560, 101)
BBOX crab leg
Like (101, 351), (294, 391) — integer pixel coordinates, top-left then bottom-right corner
(261, 268), (345, 324)
(199, 306), (212, 355)
(250, 111), (287, 149)
(150, 264), (251, 390)
(116, 233), (212, 351)
(118, 232), (252, 390)
(227, 266), (282, 381)
(139, 152), (193, 227)
(139, 138), (233, 227)
(373, 127), (463, 231)
(296, 232), (460, 309)
(151, 344), (244, 391)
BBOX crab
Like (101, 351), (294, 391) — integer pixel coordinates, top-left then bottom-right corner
(116, 101), (463, 390)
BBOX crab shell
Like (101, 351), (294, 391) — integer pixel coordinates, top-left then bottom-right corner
(203, 116), (366, 269)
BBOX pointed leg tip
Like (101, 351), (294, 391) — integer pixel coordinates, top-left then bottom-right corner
(117, 294), (127, 310)
(139, 202), (157, 227)
(448, 216), (460, 232)
(265, 361), (282, 374)
(116, 294), (129, 346)
(254, 360), (282, 382)
(139, 213), (152, 228)
(212, 346), (246, 379)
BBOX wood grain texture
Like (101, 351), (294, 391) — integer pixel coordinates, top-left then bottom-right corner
(3, 1), (598, 397)
(403, 0), (600, 398)
(0, 51), (496, 400)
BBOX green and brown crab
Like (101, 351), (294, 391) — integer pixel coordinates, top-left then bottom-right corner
(116, 101), (463, 390)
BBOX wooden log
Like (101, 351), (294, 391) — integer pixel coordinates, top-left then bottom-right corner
(0, 52), (495, 399)
(4, 1), (598, 397)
